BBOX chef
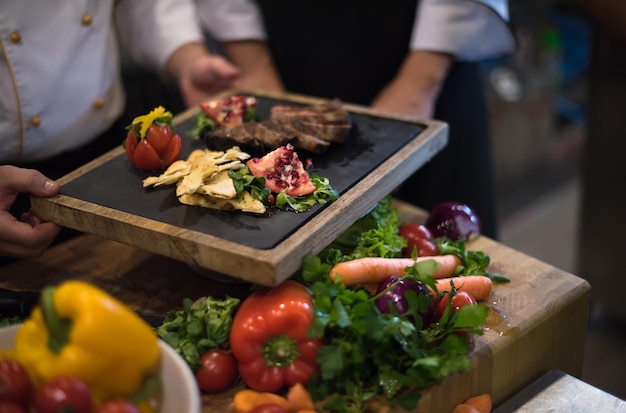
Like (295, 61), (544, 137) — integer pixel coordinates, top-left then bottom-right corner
(197, 0), (515, 240)
(0, 0), (240, 261)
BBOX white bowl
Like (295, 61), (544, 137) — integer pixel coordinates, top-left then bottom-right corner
(0, 324), (201, 413)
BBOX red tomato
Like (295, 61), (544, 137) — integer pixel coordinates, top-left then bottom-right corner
(31, 377), (92, 413)
(249, 405), (289, 413)
(437, 290), (478, 319)
(124, 127), (182, 172)
(144, 123), (173, 153)
(0, 403), (28, 413)
(195, 350), (238, 393)
(95, 400), (140, 413)
(398, 223), (438, 257)
(159, 134), (182, 168)
(398, 223), (433, 240)
(0, 359), (33, 406)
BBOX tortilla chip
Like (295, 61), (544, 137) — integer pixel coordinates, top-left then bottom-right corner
(197, 170), (237, 199)
(143, 145), (265, 214)
(179, 191), (266, 214)
(142, 160), (192, 187)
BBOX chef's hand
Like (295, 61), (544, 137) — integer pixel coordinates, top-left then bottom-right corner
(371, 50), (453, 119)
(0, 165), (62, 259)
(167, 42), (241, 107)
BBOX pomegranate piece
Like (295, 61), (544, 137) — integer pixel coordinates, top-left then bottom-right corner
(246, 144), (317, 197)
(199, 95), (256, 129)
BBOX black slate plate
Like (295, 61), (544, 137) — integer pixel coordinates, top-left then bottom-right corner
(59, 95), (425, 250)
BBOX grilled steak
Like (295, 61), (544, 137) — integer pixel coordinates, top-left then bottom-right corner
(203, 99), (352, 154)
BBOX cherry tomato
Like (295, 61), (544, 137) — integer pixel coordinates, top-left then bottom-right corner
(0, 402), (28, 413)
(124, 129), (182, 171)
(95, 400), (140, 413)
(398, 223), (438, 257)
(249, 404), (289, 413)
(437, 290), (478, 319)
(159, 134), (182, 168)
(0, 359), (33, 406)
(195, 350), (238, 393)
(31, 377), (92, 413)
(398, 223), (433, 240)
(144, 123), (173, 153)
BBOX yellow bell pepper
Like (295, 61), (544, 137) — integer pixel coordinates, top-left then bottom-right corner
(13, 280), (161, 403)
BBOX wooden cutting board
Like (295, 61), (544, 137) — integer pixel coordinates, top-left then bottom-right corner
(29, 91), (448, 287)
(0, 200), (591, 413)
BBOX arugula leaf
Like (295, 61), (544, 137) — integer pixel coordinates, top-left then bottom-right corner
(275, 175), (338, 212)
(188, 112), (219, 139)
(228, 167), (270, 202)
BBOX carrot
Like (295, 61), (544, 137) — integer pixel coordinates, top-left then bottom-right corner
(286, 383), (315, 411)
(452, 403), (480, 413)
(433, 276), (493, 301)
(464, 393), (492, 413)
(232, 389), (290, 413)
(329, 255), (462, 285)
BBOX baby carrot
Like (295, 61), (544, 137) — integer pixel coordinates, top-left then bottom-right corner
(433, 276), (493, 301)
(233, 389), (290, 413)
(464, 393), (493, 413)
(329, 255), (461, 285)
(452, 404), (480, 413)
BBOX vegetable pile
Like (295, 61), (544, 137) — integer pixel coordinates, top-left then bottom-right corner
(155, 197), (509, 412)
(0, 281), (162, 413)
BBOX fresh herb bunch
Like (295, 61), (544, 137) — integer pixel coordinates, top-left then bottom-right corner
(299, 197), (489, 412)
(303, 260), (488, 412)
(155, 295), (240, 371)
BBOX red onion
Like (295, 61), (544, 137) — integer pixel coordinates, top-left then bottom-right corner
(425, 202), (481, 241)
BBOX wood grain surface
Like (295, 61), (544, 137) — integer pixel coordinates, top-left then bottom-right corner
(29, 90), (449, 287)
(0, 199), (591, 413)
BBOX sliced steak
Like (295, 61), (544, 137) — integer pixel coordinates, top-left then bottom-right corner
(262, 120), (331, 154)
(285, 118), (351, 143)
(270, 99), (351, 126)
(204, 123), (265, 153)
(204, 99), (351, 154)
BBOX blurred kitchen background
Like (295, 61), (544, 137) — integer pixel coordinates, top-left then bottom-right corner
(483, 0), (626, 403)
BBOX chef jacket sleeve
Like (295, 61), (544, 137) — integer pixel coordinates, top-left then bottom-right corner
(411, 0), (516, 61)
(113, 0), (205, 72)
(196, 0), (266, 41)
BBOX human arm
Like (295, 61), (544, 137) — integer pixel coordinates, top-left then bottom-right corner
(114, 0), (241, 107)
(372, 0), (515, 118)
(0, 166), (62, 258)
(196, 0), (285, 93)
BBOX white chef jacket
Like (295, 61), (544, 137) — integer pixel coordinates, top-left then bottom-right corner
(0, 0), (203, 163)
(198, 0), (515, 61)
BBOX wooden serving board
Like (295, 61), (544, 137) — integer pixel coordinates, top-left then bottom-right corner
(0, 200), (591, 413)
(30, 90), (448, 286)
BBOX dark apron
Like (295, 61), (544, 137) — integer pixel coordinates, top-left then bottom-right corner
(257, 0), (498, 238)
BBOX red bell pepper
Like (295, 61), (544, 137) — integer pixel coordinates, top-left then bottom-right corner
(230, 280), (323, 392)
(124, 106), (182, 171)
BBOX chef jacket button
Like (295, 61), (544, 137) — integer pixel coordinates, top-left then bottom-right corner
(10, 32), (21, 43)
(93, 98), (105, 109)
(30, 116), (41, 127)
(82, 14), (93, 25)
